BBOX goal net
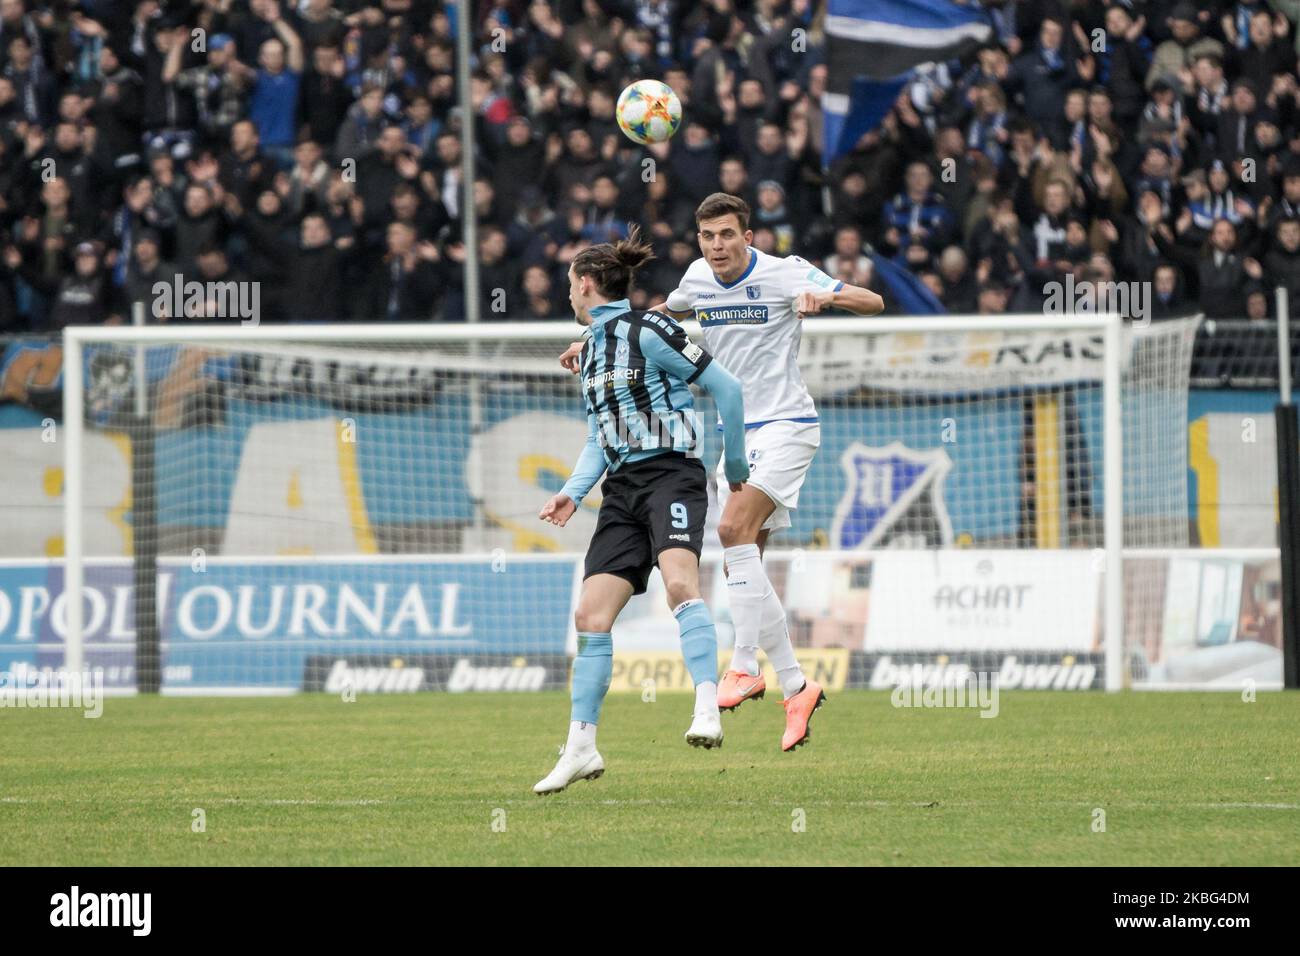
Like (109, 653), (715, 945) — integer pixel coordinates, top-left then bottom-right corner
(57, 314), (1201, 695)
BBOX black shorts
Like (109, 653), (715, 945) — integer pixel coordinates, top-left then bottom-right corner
(584, 452), (708, 595)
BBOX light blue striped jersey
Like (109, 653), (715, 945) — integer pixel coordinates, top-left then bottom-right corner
(578, 299), (712, 471)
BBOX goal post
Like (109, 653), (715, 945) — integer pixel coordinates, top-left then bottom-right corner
(60, 312), (1198, 695)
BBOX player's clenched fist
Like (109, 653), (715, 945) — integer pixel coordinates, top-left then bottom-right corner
(559, 340), (583, 373)
(538, 493), (577, 526)
(794, 289), (835, 318)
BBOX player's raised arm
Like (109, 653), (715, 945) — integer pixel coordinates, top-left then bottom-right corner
(656, 288), (694, 320)
(540, 410), (606, 526)
(784, 256), (884, 317)
(795, 282), (885, 317)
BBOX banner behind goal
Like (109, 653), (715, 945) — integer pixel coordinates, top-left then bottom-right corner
(56, 314), (1200, 694)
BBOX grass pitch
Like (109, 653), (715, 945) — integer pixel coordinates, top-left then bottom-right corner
(3, 691), (1298, 866)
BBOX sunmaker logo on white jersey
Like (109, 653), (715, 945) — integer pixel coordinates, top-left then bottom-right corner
(696, 305), (770, 326)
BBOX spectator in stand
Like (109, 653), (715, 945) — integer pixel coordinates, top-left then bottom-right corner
(119, 227), (176, 322)
(239, 3), (304, 170)
(515, 263), (559, 320)
(165, 32), (245, 149)
(287, 212), (346, 322)
(1265, 216), (1300, 301)
(883, 161), (955, 261)
(11, 240), (113, 329)
(937, 245), (979, 313)
(364, 220), (438, 321)
(1149, 4), (1226, 92)
(1151, 261), (1194, 318)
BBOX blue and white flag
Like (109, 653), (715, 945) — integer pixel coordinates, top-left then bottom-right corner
(824, 0), (992, 164)
(869, 253), (947, 315)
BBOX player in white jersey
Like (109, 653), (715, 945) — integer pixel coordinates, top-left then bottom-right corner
(560, 194), (883, 750)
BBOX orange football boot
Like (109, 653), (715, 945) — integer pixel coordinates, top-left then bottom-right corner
(781, 679), (826, 751)
(717, 669), (766, 712)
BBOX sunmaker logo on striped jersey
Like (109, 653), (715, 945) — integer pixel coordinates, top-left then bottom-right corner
(584, 366), (643, 390)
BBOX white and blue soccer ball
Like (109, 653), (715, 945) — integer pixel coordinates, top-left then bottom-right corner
(615, 80), (683, 146)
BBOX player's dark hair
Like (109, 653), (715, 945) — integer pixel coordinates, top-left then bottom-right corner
(572, 225), (655, 300)
(695, 192), (750, 231)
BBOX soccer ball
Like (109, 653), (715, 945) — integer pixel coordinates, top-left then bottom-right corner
(615, 80), (682, 145)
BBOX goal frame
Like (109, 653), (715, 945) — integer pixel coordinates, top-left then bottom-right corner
(61, 313), (1125, 690)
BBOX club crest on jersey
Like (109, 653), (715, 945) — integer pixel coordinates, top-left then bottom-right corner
(831, 442), (955, 549)
(746, 285), (761, 300)
(615, 339), (630, 364)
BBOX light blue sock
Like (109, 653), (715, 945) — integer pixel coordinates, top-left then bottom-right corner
(674, 600), (719, 687)
(571, 631), (613, 724)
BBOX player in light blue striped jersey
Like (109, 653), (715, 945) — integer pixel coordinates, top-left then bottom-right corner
(533, 229), (750, 795)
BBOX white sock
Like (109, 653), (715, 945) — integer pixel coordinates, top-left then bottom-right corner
(759, 584), (806, 698)
(695, 680), (718, 714)
(566, 719), (597, 753)
(724, 544), (764, 676)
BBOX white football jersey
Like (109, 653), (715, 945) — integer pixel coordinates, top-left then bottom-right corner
(674, 247), (842, 425)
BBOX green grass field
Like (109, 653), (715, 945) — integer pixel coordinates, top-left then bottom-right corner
(3, 691), (1298, 866)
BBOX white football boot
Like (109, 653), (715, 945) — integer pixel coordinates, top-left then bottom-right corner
(684, 708), (724, 749)
(533, 745), (605, 795)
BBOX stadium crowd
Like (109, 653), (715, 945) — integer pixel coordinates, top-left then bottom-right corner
(1, 0), (1300, 328)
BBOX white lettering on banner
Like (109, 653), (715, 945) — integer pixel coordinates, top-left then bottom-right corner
(998, 655), (1096, 689)
(178, 585), (233, 640)
(446, 658), (546, 692)
(336, 583), (386, 635)
(869, 655), (1097, 691)
(323, 659), (424, 694)
(288, 584), (331, 636)
(800, 318), (1200, 396)
(18, 586), (50, 638)
(438, 583), (472, 637)
(236, 584), (286, 638)
(51, 586), (108, 637)
(865, 551), (1099, 651)
(388, 583), (436, 636)
(0, 574), (474, 641)
(869, 656), (974, 689)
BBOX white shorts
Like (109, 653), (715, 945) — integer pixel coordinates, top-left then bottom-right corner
(715, 419), (821, 533)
